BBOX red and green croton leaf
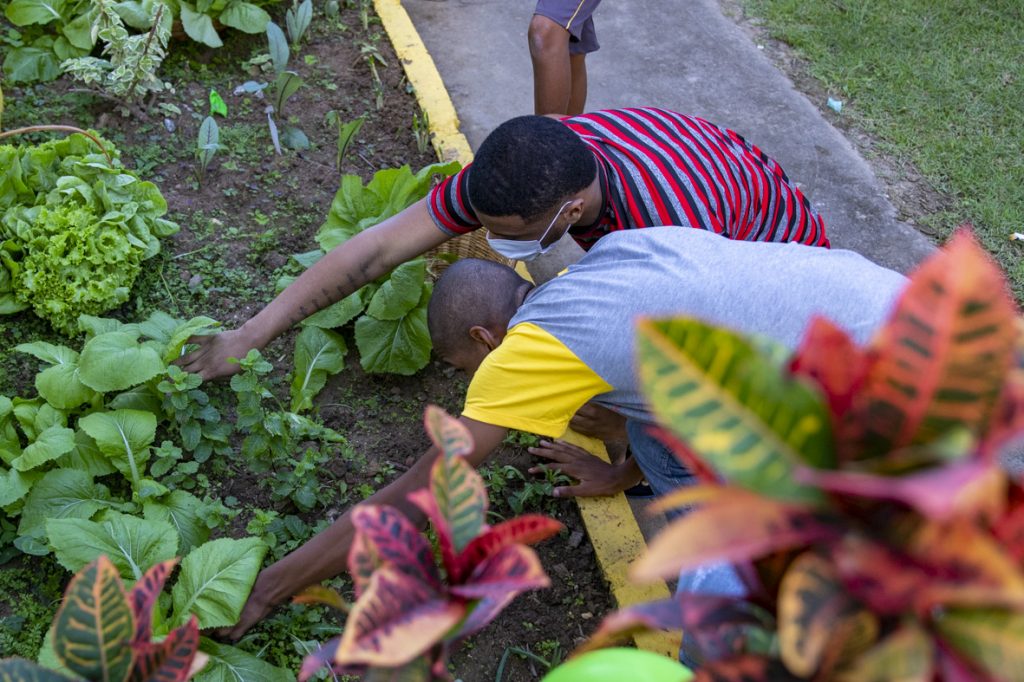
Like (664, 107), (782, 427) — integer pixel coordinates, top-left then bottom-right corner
(335, 565), (465, 668)
(934, 607), (1024, 680)
(777, 551), (878, 678)
(451, 514), (563, 584)
(0, 659), (76, 681)
(631, 485), (835, 582)
(348, 527), (383, 598)
(838, 621), (934, 682)
(635, 317), (832, 505)
(52, 555), (135, 682)
(349, 505), (441, 592)
(128, 616), (200, 682)
(789, 315), (870, 421)
(128, 558), (178, 644)
(840, 229), (1018, 461)
(293, 585), (350, 613)
(693, 655), (801, 682)
(449, 544), (549, 601)
(423, 404), (473, 459)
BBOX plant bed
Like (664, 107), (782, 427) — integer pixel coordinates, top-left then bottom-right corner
(0, 2), (615, 680)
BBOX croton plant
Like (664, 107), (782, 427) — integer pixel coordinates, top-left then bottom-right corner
(581, 229), (1024, 680)
(298, 405), (564, 681)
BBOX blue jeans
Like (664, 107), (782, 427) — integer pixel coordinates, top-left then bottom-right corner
(626, 420), (746, 667)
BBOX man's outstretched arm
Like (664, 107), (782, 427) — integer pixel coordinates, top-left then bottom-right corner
(179, 198), (450, 381)
(219, 416), (508, 641)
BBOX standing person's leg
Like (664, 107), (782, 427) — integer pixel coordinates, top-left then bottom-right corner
(530, 1), (602, 115)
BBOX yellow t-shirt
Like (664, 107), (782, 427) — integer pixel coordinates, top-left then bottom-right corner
(461, 322), (612, 438)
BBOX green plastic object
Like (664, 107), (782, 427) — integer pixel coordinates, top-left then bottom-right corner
(541, 648), (693, 682)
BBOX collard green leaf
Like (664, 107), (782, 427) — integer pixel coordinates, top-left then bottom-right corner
(1, 396), (21, 465)
(16, 341), (94, 409)
(301, 291), (365, 329)
(218, 0), (270, 33)
(290, 326), (347, 412)
(0, 467), (41, 507)
(179, 2), (223, 47)
(11, 425), (75, 471)
(266, 20), (288, 75)
(354, 287), (431, 375)
(143, 490), (210, 555)
(17, 468), (113, 544)
(47, 512), (178, 581)
(197, 638), (296, 682)
(78, 330), (165, 393)
(171, 537), (268, 629)
(56, 429), (116, 477)
(78, 409), (156, 487)
(4, 0), (66, 26)
(366, 259), (426, 321)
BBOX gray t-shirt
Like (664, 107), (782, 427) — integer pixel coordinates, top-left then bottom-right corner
(508, 226), (908, 423)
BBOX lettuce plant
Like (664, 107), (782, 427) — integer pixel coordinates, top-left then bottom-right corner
(298, 406), (563, 681)
(580, 230), (1024, 680)
(281, 161), (460, 388)
(0, 132), (178, 334)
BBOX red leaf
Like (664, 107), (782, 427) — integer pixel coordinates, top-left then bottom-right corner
(796, 459), (1007, 523)
(994, 489), (1024, 563)
(423, 405), (473, 458)
(348, 529), (382, 599)
(789, 315), (870, 420)
(407, 486), (457, 579)
(841, 229), (1018, 460)
(981, 367), (1024, 461)
(694, 655), (801, 682)
(453, 514), (562, 583)
(128, 558), (178, 644)
(336, 566), (464, 668)
(454, 595), (516, 641)
(349, 505), (441, 591)
(129, 616), (200, 682)
(449, 545), (549, 601)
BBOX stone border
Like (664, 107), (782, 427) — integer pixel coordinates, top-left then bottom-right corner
(373, 0), (680, 656)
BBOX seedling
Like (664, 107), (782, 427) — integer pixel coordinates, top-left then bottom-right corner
(358, 41), (387, 110)
(265, 21), (306, 154)
(286, 0), (313, 49)
(195, 115), (220, 185)
(324, 110), (365, 169)
(412, 110), (431, 154)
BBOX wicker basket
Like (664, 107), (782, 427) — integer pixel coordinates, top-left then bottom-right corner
(427, 229), (512, 279)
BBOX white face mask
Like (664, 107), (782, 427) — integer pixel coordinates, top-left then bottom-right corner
(485, 201), (573, 262)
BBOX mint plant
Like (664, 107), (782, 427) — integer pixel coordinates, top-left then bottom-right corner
(158, 366), (231, 464)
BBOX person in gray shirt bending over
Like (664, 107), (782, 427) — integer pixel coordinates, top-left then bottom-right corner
(218, 226), (907, 644)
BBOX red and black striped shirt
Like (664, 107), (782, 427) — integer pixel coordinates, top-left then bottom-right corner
(427, 107), (829, 249)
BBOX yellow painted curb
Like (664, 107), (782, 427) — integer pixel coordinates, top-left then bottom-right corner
(373, 0), (681, 657)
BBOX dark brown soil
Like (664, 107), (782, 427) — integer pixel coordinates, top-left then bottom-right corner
(0, 3), (615, 679)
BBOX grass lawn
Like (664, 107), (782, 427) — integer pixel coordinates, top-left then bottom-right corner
(741, 0), (1024, 296)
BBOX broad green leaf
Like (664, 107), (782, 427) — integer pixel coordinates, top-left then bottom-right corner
(137, 310), (182, 345)
(355, 288), (431, 375)
(52, 556), (134, 682)
(272, 71), (302, 113)
(208, 89), (228, 117)
(5, 0), (66, 26)
(144, 490), (210, 555)
(1, 46), (61, 83)
(108, 385), (164, 416)
(636, 317), (830, 503)
(179, 2), (223, 47)
(1, 396), (21, 464)
(197, 638), (296, 682)
(11, 425), (75, 471)
(17, 468), (114, 541)
(778, 552), (878, 677)
(0, 467), (41, 507)
(47, 512), (178, 581)
(0, 658), (76, 680)
(78, 331), (165, 393)
(290, 326), (347, 412)
(171, 537), (268, 629)
(77, 315), (128, 339)
(266, 20), (288, 74)
(16, 342), (94, 409)
(197, 116), (219, 171)
(56, 430), (116, 478)
(935, 608), (1024, 678)
(36, 629), (75, 676)
(79, 409), (156, 487)
(218, 0), (269, 33)
(366, 259), (426, 321)
(301, 291), (365, 329)
(280, 125), (309, 150)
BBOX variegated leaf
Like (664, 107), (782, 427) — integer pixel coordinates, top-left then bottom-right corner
(128, 616), (200, 682)
(453, 514), (562, 583)
(428, 448), (487, 556)
(423, 405), (473, 458)
(935, 608), (1024, 680)
(636, 317), (831, 504)
(449, 545), (549, 601)
(694, 655), (800, 682)
(632, 486), (835, 582)
(298, 637), (340, 682)
(336, 566), (464, 668)
(843, 230), (1017, 459)
(0, 659), (76, 681)
(789, 316), (870, 421)
(52, 555), (135, 682)
(348, 528), (382, 599)
(128, 558), (178, 644)
(837, 621), (934, 682)
(349, 505), (441, 591)
(778, 552), (878, 678)
(363, 656), (432, 682)
(292, 585), (349, 612)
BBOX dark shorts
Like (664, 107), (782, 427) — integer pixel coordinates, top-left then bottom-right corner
(534, 0), (602, 55)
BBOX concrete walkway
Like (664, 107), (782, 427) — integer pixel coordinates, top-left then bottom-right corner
(402, 0), (935, 274)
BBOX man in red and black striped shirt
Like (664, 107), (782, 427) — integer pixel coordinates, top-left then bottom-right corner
(180, 107), (828, 381)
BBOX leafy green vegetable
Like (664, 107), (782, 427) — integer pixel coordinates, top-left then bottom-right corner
(1, 0), (93, 83)
(171, 537), (268, 629)
(0, 133), (178, 333)
(290, 326), (347, 412)
(46, 511), (178, 580)
(198, 637), (297, 682)
(78, 331), (165, 392)
(17, 468), (114, 542)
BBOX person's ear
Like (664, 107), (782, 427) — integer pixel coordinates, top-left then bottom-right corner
(468, 325), (500, 351)
(565, 197), (585, 225)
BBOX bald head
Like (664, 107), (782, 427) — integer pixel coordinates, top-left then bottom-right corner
(428, 259), (530, 364)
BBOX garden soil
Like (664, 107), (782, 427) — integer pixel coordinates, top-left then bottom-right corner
(0, 4), (614, 680)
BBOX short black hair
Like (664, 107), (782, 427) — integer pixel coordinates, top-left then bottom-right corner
(467, 115), (596, 222)
(428, 259), (526, 357)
